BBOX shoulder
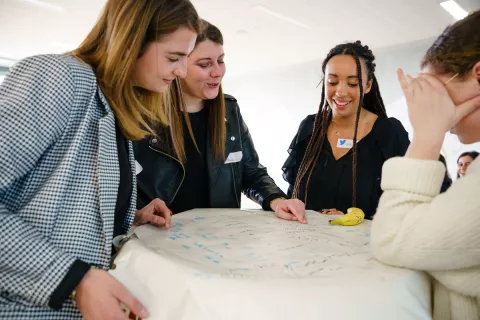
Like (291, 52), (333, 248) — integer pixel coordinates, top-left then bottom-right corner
(6, 54), (97, 93)
(295, 114), (316, 143)
(374, 117), (407, 133)
(224, 93), (237, 103)
(223, 93), (241, 121)
(223, 93), (239, 112)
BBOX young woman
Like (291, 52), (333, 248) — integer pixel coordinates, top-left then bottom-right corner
(282, 41), (409, 219)
(457, 151), (479, 178)
(134, 21), (306, 223)
(371, 10), (480, 320)
(0, 1), (201, 319)
(439, 154), (452, 192)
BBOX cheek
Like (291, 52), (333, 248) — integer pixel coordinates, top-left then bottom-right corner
(220, 65), (227, 77)
(325, 86), (335, 100)
(350, 88), (360, 100)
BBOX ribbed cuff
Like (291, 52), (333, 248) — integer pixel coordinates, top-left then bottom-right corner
(382, 157), (445, 197)
(48, 260), (91, 310)
(262, 192), (288, 211)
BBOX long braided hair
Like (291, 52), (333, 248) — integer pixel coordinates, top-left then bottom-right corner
(292, 41), (387, 206)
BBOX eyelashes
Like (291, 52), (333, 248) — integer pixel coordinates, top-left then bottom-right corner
(327, 82), (359, 87)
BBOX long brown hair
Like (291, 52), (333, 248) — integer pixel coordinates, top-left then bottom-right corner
(421, 9), (480, 77)
(292, 41), (387, 206)
(71, 0), (202, 140)
(170, 20), (226, 163)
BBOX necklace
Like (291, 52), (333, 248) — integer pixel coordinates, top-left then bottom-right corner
(331, 111), (366, 148)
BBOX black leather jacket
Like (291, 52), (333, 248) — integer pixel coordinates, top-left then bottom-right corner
(133, 94), (286, 211)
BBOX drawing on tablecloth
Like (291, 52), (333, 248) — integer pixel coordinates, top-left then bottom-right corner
(132, 210), (374, 279)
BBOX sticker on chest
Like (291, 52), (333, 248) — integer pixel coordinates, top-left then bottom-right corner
(337, 139), (354, 149)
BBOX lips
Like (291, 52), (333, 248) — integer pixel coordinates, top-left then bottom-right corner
(207, 83), (220, 89)
(163, 79), (174, 84)
(333, 99), (351, 109)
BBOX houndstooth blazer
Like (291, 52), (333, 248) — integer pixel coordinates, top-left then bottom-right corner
(0, 54), (137, 319)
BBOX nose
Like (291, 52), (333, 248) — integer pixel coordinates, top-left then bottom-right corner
(335, 82), (348, 97)
(173, 58), (188, 79)
(211, 63), (224, 78)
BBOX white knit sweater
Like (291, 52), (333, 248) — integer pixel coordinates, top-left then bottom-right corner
(371, 157), (480, 320)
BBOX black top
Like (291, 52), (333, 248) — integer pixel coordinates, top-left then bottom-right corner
(113, 125), (133, 238)
(283, 116), (410, 219)
(169, 107), (209, 214)
(49, 124), (132, 309)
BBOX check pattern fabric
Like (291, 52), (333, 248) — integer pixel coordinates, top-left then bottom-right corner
(0, 54), (137, 319)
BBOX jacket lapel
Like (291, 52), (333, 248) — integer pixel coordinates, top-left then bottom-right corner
(124, 140), (137, 231)
(96, 90), (118, 261)
(208, 117), (238, 188)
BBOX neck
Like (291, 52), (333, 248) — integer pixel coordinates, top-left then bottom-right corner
(331, 108), (365, 128)
(183, 93), (205, 113)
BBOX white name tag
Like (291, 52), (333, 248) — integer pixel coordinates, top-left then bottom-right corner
(337, 139), (353, 149)
(135, 160), (143, 175)
(225, 151), (243, 164)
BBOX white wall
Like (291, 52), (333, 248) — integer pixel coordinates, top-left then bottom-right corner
(223, 38), (480, 208)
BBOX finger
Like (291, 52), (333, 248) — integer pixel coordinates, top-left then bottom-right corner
(152, 199), (171, 228)
(454, 95), (480, 124)
(411, 77), (425, 92)
(163, 209), (172, 228)
(285, 203), (307, 224)
(111, 306), (130, 320)
(113, 283), (148, 319)
(397, 68), (410, 96)
(150, 215), (167, 227)
(152, 198), (169, 214)
(418, 73), (445, 90)
(275, 209), (296, 221)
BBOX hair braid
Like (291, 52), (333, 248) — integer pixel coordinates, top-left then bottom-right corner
(292, 41), (388, 208)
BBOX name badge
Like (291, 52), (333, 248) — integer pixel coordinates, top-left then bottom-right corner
(135, 160), (143, 175)
(337, 139), (353, 149)
(225, 151), (243, 164)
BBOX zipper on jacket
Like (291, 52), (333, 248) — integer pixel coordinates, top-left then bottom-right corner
(231, 164), (240, 207)
(148, 145), (186, 205)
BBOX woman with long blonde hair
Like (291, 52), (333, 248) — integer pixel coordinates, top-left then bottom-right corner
(134, 20), (306, 221)
(0, 0), (201, 319)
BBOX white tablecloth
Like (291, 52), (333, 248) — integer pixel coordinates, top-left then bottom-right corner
(111, 209), (431, 320)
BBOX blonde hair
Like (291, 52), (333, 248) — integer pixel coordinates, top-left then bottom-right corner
(71, 0), (202, 140)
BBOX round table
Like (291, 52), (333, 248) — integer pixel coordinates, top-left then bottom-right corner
(111, 209), (431, 320)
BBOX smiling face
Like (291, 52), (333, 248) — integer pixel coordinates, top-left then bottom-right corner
(180, 39), (226, 100)
(457, 155), (474, 177)
(132, 26), (197, 93)
(324, 55), (372, 119)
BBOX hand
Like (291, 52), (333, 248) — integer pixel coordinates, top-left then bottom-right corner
(134, 198), (172, 228)
(270, 198), (307, 223)
(76, 269), (148, 320)
(398, 69), (480, 140)
(320, 208), (344, 215)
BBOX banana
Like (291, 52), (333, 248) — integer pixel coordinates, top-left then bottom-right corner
(329, 207), (365, 226)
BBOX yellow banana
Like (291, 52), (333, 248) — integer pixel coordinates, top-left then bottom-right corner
(329, 207), (365, 226)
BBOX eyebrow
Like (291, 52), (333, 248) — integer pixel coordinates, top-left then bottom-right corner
(167, 51), (188, 56)
(328, 73), (358, 79)
(196, 54), (225, 63)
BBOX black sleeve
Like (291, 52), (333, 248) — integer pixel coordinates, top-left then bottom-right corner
(234, 105), (287, 211)
(48, 260), (91, 310)
(377, 117), (410, 160)
(282, 116), (314, 199)
(282, 134), (299, 199)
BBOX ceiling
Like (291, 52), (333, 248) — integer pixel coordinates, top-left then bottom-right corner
(0, 0), (478, 76)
